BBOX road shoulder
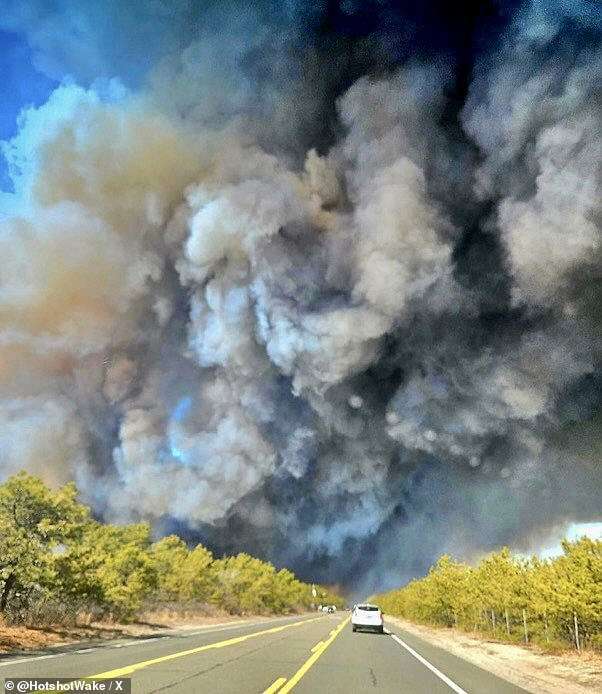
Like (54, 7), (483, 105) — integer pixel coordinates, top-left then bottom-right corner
(386, 616), (601, 694)
(0, 613), (306, 657)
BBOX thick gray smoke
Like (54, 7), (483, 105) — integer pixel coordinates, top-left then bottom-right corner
(0, 0), (600, 592)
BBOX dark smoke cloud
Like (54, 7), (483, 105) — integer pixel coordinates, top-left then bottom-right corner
(0, 0), (600, 593)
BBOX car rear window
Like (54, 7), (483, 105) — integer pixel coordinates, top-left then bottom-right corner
(357, 605), (379, 611)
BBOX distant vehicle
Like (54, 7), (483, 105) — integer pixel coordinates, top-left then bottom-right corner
(351, 604), (384, 633)
(326, 605), (336, 613)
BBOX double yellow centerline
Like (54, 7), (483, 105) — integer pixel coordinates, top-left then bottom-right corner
(87, 616), (324, 679)
(265, 616), (350, 693)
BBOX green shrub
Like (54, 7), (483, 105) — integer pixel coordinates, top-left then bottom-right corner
(373, 539), (601, 651)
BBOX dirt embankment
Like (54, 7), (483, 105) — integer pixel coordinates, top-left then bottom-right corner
(0, 612), (273, 654)
(387, 616), (602, 694)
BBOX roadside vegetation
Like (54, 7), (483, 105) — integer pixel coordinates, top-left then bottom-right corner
(372, 539), (601, 653)
(0, 472), (343, 626)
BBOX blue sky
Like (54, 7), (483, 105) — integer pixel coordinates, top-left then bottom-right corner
(538, 522), (602, 559)
(0, 29), (58, 190)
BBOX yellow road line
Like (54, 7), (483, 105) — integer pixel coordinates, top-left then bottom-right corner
(263, 676), (287, 694)
(87, 616), (323, 679)
(278, 617), (350, 693)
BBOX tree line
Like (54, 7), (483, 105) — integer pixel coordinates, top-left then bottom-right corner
(0, 472), (343, 623)
(372, 539), (602, 652)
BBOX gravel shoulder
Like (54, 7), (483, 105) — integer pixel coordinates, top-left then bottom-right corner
(386, 616), (602, 694)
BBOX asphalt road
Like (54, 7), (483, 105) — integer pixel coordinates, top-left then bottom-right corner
(0, 613), (528, 693)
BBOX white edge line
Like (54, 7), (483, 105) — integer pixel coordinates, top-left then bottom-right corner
(181, 614), (312, 637)
(0, 614), (319, 667)
(183, 623), (273, 637)
(174, 619), (248, 633)
(0, 654), (60, 668)
(111, 639), (161, 647)
(127, 636), (159, 648)
(390, 633), (469, 694)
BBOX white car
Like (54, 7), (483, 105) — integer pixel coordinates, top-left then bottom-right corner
(351, 604), (384, 633)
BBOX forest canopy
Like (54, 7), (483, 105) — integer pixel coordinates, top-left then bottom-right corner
(372, 540), (602, 651)
(0, 472), (343, 622)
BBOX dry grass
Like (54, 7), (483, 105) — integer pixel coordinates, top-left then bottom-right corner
(0, 614), (126, 653)
(0, 606), (295, 654)
(135, 600), (226, 627)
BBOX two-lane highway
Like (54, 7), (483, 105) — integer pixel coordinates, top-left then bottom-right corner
(0, 613), (528, 692)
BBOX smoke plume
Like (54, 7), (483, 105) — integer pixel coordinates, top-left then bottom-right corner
(1, 0), (600, 592)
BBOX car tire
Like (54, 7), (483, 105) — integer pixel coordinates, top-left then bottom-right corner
(352, 625), (357, 632)
(378, 626), (384, 634)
